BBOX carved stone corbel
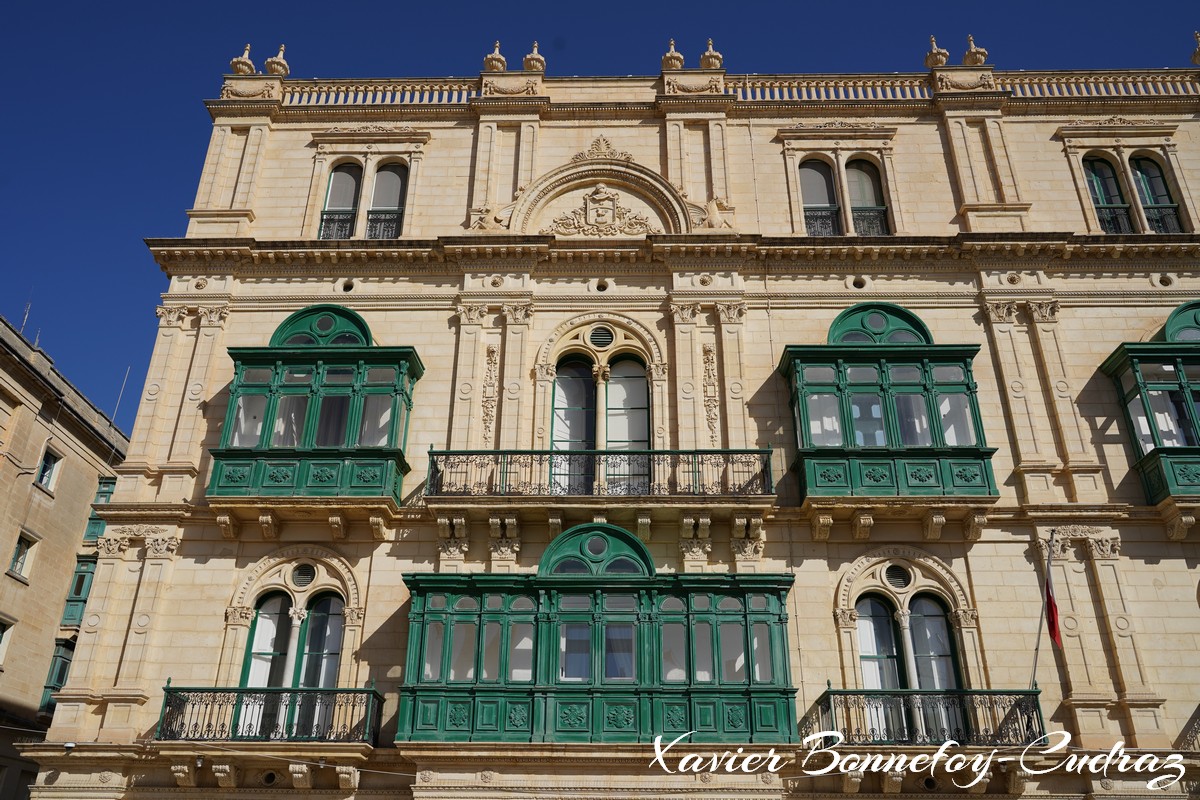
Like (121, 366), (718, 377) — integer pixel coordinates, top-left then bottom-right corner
(852, 510), (874, 540)
(337, 765), (360, 789)
(97, 533), (131, 557)
(144, 533), (181, 558)
(1167, 513), (1194, 541)
(455, 303), (489, 325)
(964, 511), (988, 541)
(696, 514), (711, 539)
(592, 511), (607, 524)
(290, 763), (312, 789)
(882, 770), (903, 793)
(636, 511), (651, 542)
(225, 606), (254, 625)
(329, 513), (346, 540)
(368, 516), (387, 541)
(679, 537), (712, 561)
(842, 770), (864, 793)
(730, 537), (765, 561)
(810, 511), (833, 541)
(967, 773), (990, 794)
(747, 516), (764, 542)
(212, 763), (239, 788)
(216, 514), (240, 540)
(984, 300), (1018, 324)
(547, 511), (563, 538)
(1026, 300), (1060, 323)
(171, 763), (196, 787)
(1005, 767), (1028, 795)
(669, 303), (701, 324)
(259, 512), (278, 540)
(923, 509), (946, 541)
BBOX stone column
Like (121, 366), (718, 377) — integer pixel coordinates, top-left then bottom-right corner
(167, 306), (228, 486)
(193, 126), (228, 209)
(499, 304), (533, 449)
(715, 301), (749, 449)
(353, 152), (376, 239)
(125, 307), (191, 481)
(449, 304), (489, 448)
(669, 303), (702, 450)
(1115, 147), (1151, 233)
(231, 124), (268, 210)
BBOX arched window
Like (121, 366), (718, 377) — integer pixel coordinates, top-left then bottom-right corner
(780, 303), (996, 498)
(1083, 157), (1132, 234)
(1131, 157), (1181, 234)
(212, 305), (424, 503)
(237, 591), (346, 740)
(799, 160), (841, 236)
(853, 592), (962, 742)
(399, 523), (795, 743)
(846, 160), (889, 236)
(367, 163), (408, 239)
(605, 358), (650, 494)
(320, 165), (362, 240)
(551, 359), (597, 493)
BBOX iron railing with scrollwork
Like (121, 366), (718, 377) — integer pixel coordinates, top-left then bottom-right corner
(1095, 205), (1133, 234)
(367, 209), (404, 239)
(155, 684), (383, 745)
(804, 206), (841, 236)
(798, 688), (1044, 747)
(1143, 205), (1182, 234)
(319, 211), (356, 240)
(426, 449), (774, 497)
(851, 207), (889, 236)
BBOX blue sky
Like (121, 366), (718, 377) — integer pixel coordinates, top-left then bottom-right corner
(2, 0), (1197, 432)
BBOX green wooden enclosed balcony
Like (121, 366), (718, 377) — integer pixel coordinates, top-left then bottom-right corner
(209, 448), (409, 503)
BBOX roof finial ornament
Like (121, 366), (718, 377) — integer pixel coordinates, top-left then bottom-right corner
(962, 34), (988, 66)
(924, 35), (949, 68)
(230, 43), (255, 75)
(523, 41), (546, 72)
(1192, 31), (1200, 66)
(699, 38), (723, 70)
(484, 41), (507, 72)
(662, 39), (684, 70)
(265, 44), (289, 78)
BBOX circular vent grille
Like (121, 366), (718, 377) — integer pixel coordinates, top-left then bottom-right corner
(589, 326), (615, 348)
(884, 564), (912, 589)
(292, 564), (316, 587)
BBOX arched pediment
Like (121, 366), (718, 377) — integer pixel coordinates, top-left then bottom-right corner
(510, 155), (692, 237)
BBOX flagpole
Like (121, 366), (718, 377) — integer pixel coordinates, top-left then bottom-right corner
(1030, 527), (1055, 691)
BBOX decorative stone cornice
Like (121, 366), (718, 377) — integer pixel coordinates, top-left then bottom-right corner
(571, 136), (633, 163)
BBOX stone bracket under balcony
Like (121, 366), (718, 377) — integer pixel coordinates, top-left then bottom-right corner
(801, 497), (997, 542)
(206, 497), (405, 542)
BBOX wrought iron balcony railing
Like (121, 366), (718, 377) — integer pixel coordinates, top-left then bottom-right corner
(851, 207), (890, 236)
(1095, 205), (1133, 234)
(798, 688), (1045, 747)
(426, 449), (774, 498)
(1144, 204), (1182, 234)
(804, 206), (842, 236)
(156, 684), (384, 745)
(319, 211), (356, 240)
(367, 209), (404, 239)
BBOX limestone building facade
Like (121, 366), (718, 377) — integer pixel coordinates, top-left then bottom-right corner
(0, 315), (127, 798)
(21, 36), (1200, 798)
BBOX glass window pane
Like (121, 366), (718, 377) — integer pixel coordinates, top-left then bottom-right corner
(806, 393), (843, 447)
(315, 396), (351, 447)
(938, 394), (977, 446)
(1127, 396), (1155, 454)
(324, 367), (355, 385)
(717, 597), (743, 611)
(850, 394), (887, 446)
(846, 366), (878, 383)
(1119, 368), (1136, 395)
(661, 597), (685, 612)
(271, 395), (308, 447)
(508, 623), (535, 681)
(485, 596), (503, 611)
(560, 623), (591, 681)
(560, 595), (590, 611)
(604, 557), (642, 574)
(799, 160), (836, 205)
(662, 623), (687, 681)
(481, 622), (501, 681)
(230, 395), (266, 447)
(931, 365), (963, 382)
(552, 558), (589, 575)
(326, 165), (362, 210)
(895, 394), (933, 447)
(604, 623), (636, 680)
(284, 367), (312, 384)
(1132, 158), (1172, 206)
(846, 160), (883, 207)
(453, 596), (479, 611)
(803, 365), (836, 383)
(510, 596), (535, 611)
(890, 365), (922, 383)
(1140, 361), (1178, 383)
(749, 594), (768, 611)
(357, 394), (393, 447)
(366, 367), (395, 384)
(605, 594), (636, 611)
(449, 622), (477, 681)
(427, 594), (446, 610)
(371, 164), (407, 208)
(422, 621), (444, 681)
(751, 623), (773, 682)
(242, 368), (272, 384)
(1148, 390), (1197, 447)
(694, 622), (714, 681)
(887, 330), (919, 343)
(719, 622), (747, 682)
(692, 596), (711, 611)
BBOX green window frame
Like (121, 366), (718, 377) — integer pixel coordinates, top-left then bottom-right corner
(82, 477), (115, 542)
(40, 639), (74, 715)
(399, 524), (795, 743)
(60, 557), (97, 627)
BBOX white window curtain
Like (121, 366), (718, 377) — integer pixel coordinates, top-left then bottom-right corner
(230, 395), (266, 447)
(271, 396), (308, 447)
